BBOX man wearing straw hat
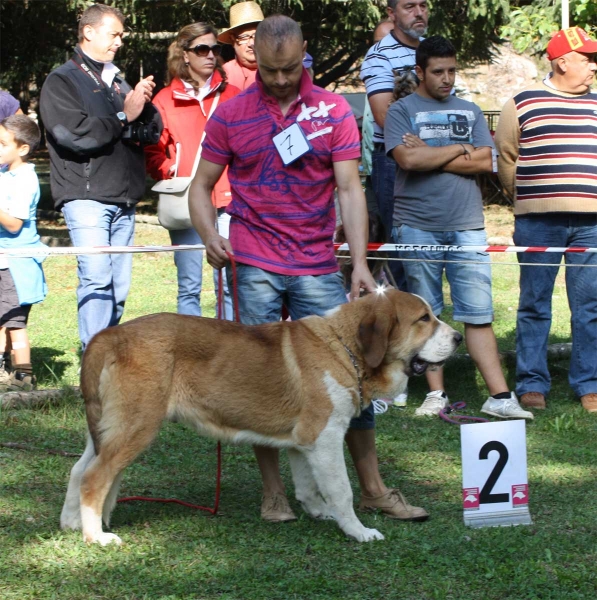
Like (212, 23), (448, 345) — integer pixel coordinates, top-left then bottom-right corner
(190, 14), (430, 525)
(495, 27), (597, 413)
(218, 1), (265, 91)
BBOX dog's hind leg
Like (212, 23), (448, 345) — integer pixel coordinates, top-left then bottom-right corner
(102, 471), (124, 528)
(60, 432), (96, 531)
(305, 433), (384, 543)
(288, 448), (333, 520)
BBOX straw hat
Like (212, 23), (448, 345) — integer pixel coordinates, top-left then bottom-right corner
(217, 1), (265, 45)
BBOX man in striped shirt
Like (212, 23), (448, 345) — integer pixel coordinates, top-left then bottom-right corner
(495, 27), (597, 413)
(360, 0), (428, 291)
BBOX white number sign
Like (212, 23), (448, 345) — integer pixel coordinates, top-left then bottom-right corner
(272, 123), (311, 165)
(460, 420), (532, 528)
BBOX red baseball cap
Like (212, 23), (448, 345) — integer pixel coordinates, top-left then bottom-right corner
(546, 27), (597, 60)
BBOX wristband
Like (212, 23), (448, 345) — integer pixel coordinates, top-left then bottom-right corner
(460, 143), (470, 156)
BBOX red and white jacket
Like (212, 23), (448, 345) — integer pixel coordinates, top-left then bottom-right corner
(146, 72), (240, 208)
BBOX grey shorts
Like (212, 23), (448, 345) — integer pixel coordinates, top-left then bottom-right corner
(0, 269), (30, 329)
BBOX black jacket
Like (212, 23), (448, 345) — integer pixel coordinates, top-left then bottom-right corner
(40, 48), (162, 209)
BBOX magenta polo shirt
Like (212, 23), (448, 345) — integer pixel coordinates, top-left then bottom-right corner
(202, 70), (361, 276)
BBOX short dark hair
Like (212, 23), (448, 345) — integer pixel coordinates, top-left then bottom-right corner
(255, 15), (302, 53)
(78, 4), (125, 42)
(416, 35), (456, 71)
(1, 115), (41, 158)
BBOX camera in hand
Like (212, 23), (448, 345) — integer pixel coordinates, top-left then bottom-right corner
(121, 120), (160, 146)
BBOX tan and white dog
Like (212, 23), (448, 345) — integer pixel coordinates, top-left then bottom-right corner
(61, 289), (462, 545)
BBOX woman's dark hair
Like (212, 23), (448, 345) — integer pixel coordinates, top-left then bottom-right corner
(167, 22), (227, 91)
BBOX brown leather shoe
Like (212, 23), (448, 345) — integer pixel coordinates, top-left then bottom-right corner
(359, 489), (429, 521)
(581, 394), (597, 413)
(261, 492), (297, 523)
(520, 392), (546, 409)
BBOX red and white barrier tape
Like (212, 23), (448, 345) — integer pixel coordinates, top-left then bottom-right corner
(0, 244), (206, 257)
(334, 243), (597, 254)
(1, 243), (597, 258)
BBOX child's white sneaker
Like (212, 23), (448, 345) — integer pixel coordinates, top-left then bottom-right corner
(481, 392), (533, 420)
(415, 390), (448, 416)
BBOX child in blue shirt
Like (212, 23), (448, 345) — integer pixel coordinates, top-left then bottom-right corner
(0, 114), (48, 391)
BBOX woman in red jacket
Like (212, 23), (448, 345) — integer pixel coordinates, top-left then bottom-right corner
(146, 22), (239, 318)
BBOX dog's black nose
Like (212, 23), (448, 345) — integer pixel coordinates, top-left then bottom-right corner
(454, 332), (464, 346)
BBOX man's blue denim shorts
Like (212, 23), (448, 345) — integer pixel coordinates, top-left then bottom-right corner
(228, 263), (375, 429)
(393, 225), (494, 324)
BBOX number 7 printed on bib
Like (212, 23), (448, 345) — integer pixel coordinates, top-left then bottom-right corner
(461, 420), (532, 528)
(273, 123), (312, 165)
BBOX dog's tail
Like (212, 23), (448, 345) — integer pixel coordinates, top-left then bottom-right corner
(80, 332), (116, 455)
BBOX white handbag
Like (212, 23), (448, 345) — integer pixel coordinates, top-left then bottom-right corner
(153, 92), (220, 230)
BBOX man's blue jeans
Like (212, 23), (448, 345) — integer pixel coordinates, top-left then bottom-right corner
(371, 145), (407, 290)
(228, 264), (375, 429)
(62, 200), (135, 349)
(514, 214), (597, 398)
(168, 210), (232, 320)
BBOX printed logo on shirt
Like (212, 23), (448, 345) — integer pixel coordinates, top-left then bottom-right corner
(411, 109), (475, 146)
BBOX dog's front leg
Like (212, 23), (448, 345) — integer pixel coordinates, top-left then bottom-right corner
(305, 435), (384, 543)
(288, 448), (333, 520)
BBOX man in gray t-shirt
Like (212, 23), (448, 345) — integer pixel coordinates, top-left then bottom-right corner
(386, 92), (493, 231)
(385, 36), (532, 422)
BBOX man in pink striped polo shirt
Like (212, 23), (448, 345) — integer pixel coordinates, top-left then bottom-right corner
(190, 15), (429, 525)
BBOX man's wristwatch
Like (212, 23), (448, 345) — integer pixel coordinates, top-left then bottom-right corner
(116, 111), (128, 126)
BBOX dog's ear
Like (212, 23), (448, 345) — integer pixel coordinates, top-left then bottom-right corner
(358, 309), (395, 368)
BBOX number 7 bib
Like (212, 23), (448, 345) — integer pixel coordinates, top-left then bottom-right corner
(273, 123), (312, 165)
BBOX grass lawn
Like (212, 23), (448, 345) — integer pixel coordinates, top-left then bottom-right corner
(1, 209), (596, 599)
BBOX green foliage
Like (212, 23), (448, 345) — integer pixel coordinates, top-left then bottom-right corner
(428, 0), (511, 64)
(502, 0), (597, 56)
(1, 0), (515, 110)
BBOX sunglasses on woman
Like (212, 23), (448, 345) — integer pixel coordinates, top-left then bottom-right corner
(188, 44), (222, 57)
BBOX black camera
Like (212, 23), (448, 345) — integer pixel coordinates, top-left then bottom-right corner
(121, 121), (160, 146)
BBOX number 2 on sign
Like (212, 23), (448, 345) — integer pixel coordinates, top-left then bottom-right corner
(479, 441), (509, 504)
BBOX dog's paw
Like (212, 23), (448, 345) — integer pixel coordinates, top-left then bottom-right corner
(84, 532), (122, 546)
(353, 527), (385, 543)
(301, 500), (334, 521)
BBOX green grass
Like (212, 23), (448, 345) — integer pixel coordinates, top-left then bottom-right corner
(2, 220), (596, 600)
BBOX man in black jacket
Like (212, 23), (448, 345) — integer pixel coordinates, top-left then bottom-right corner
(40, 4), (161, 350)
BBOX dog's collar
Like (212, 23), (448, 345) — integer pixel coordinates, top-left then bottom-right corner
(340, 341), (364, 415)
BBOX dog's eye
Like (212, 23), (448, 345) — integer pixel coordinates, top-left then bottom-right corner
(419, 314), (430, 322)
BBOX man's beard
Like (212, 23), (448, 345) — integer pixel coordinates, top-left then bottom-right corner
(399, 24), (428, 39)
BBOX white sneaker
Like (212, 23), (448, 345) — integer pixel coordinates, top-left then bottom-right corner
(414, 390), (448, 416)
(392, 393), (408, 408)
(481, 392), (534, 420)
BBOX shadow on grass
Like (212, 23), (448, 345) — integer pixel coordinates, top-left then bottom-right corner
(30, 346), (75, 385)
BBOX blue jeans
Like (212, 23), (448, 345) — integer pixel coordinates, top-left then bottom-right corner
(371, 145), (407, 290)
(168, 211), (232, 320)
(229, 264), (375, 429)
(394, 225), (494, 324)
(62, 200), (135, 349)
(514, 214), (597, 398)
